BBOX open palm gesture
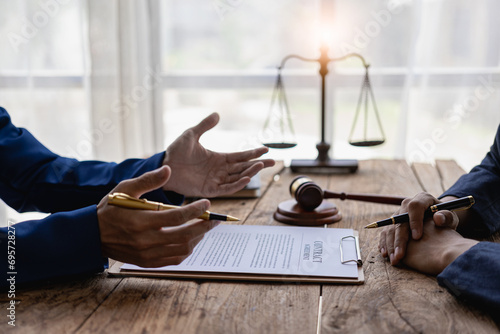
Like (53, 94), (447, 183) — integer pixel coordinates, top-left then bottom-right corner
(162, 113), (275, 197)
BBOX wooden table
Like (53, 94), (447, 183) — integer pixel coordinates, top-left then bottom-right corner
(2, 160), (499, 333)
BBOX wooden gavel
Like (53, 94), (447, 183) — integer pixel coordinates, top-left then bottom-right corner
(290, 176), (407, 211)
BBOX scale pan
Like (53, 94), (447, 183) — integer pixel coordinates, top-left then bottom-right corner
(349, 139), (385, 147)
(264, 142), (297, 149)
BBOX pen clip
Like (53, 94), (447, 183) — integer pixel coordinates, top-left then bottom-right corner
(430, 195), (475, 213)
(455, 195), (475, 211)
(108, 192), (148, 204)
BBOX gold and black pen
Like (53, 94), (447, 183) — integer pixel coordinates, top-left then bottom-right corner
(108, 192), (239, 222)
(364, 195), (475, 229)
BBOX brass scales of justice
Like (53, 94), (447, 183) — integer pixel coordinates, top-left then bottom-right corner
(263, 44), (396, 225)
(262, 43), (386, 174)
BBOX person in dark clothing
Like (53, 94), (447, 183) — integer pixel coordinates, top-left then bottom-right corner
(379, 124), (500, 314)
(0, 107), (274, 285)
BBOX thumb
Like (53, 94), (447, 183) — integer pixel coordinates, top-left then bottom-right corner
(190, 112), (219, 140)
(113, 166), (171, 198)
(433, 210), (459, 229)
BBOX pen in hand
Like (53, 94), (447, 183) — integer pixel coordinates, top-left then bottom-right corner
(108, 192), (240, 222)
(364, 195), (474, 229)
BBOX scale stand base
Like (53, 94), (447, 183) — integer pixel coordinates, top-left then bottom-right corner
(290, 158), (358, 174)
(273, 199), (342, 226)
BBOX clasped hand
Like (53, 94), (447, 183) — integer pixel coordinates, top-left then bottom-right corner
(378, 192), (479, 275)
(378, 192), (462, 273)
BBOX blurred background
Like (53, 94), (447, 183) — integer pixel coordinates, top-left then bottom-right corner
(1, 0), (500, 221)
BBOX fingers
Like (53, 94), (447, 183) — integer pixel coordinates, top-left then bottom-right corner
(217, 160), (271, 195)
(379, 223), (410, 265)
(433, 211), (459, 229)
(217, 160), (270, 194)
(241, 162), (265, 179)
(227, 161), (265, 180)
(393, 223), (410, 264)
(190, 112), (220, 140)
(98, 196), (222, 267)
(123, 216), (219, 268)
(103, 230), (210, 268)
(226, 146), (274, 163)
(146, 199), (211, 229)
(404, 192), (439, 240)
(216, 176), (252, 195)
(134, 238), (205, 268)
(113, 166), (171, 199)
(379, 226), (389, 258)
(225, 160), (275, 185)
(228, 160), (260, 174)
(384, 225), (396, 262)
(379, 192), (440, 266)
(133, 218), (219, 250)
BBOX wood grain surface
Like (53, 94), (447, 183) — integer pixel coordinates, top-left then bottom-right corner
(320, 160), (499, 333)
(78, 162), (321, 334)
(2, 160), (498, 334)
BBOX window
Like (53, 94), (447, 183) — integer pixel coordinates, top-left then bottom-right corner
(159, 0), (500, 169)
(0, 0), (90, 159)
(1, 0), (499, 169)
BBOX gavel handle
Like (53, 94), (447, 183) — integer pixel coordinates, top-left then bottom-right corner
(324, 190), (406, 205)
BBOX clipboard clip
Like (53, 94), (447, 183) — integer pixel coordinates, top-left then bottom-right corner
(339, 235), (362, 266)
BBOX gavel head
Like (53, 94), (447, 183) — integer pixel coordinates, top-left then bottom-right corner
(289, 176), (324, 211)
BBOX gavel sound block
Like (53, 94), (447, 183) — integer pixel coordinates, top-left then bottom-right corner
(274, 176), (407, 226)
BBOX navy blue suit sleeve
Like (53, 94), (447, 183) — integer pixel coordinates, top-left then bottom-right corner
(437, 242), (500, 315)
(1, 206), (104, 286)
(0, 107), (183, 213)
(440, 124), (500, 237)
(0, 107), (184, 285)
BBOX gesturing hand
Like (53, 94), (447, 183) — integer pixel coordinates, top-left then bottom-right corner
(378, 192), (460, 265)
(162, 112), (275, 197)
(97, 166), (219, 268)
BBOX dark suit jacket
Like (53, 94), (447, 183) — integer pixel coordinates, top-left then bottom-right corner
(0, 107), (183, 285)
(439, 124), (500, 315)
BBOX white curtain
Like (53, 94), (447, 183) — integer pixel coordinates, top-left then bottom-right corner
(2, 0), (498, 167)
(86, 0), (162, 161)
(398, 0), (500, 168)
(0, 0), (164, 223)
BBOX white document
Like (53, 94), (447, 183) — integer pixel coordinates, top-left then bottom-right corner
(121, 225), (359, 278)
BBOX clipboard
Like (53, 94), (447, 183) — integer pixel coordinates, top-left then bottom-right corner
(108, 262), (364, 284)
(108, 229), (364, 284)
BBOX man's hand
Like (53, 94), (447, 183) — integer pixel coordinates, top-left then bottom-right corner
(162, 112), (275, 197)
(378, 192), (460, 265)
(403, 221), (478, 275)
(97, 166), (219, 268)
